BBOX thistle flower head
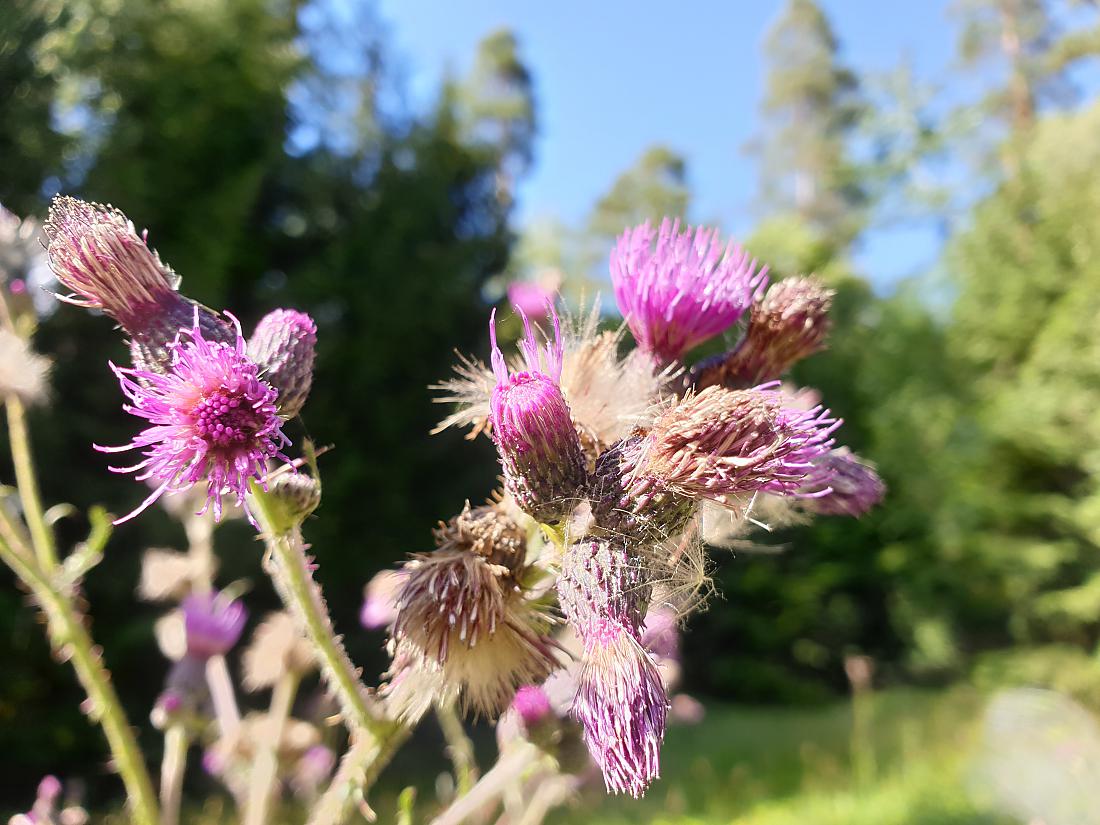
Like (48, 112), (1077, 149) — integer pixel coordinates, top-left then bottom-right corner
(45, 197), (178, 329)
(631, 385), (839, 506)
(512, 684), (554, 730)
(182, 591), (247, 659)
(573, 622), (668, 797)
(387, 502), (556, 718)
(97, 311), (291, 524)
(610, 218), (768, 364)
(489, 305), (588, 523)
(247, 308), (317, 417)
(800, 449), (885, 517)
(360, 569), (406, 630)
(693, 277), (834, 390)
(389, 546), (557, 718)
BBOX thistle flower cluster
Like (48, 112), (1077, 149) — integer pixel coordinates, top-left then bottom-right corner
(429, 217), (885, 797)
(42, 196), (317, 526)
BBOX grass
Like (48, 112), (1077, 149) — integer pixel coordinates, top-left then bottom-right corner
(549, 685), (1011, 825)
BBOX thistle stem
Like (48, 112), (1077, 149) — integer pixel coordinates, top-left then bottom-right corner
(0, 534), (159, 825)
(159, 725), (188, 825)
(250, 485), (381, 737)
(436, 701), (479, 796)
(429, 743), (543, 825)
(244, 671), (300, 825)
(6, 395), (57, 570)
(307, 724), (411, 825)
(205, 655), (241, 737)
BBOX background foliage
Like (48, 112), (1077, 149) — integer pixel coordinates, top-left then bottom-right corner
(4, 0), (1100, 817)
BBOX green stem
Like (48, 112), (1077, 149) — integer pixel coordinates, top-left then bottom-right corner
(245, 671), (300, 825)
(250, 485), (382, 737)
(437, 701), (479, 797)
(308, 725), (412, 825)
(0, 536), (159, 825)
(429, 743), (543, 825)
(159, 725), (188, 825)
(6, 395), (57, 570)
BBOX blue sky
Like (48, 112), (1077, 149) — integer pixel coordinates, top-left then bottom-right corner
(376, 0), (959, 289)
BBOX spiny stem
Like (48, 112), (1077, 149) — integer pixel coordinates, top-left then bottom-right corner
(244, 671), (300, 825)
(159, 725), (188, 825)
(436, 700), (479, 797)
(6, 395), (57, 570)
(0, 534), (159, 825)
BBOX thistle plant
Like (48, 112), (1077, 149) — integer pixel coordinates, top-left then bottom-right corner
(4, 198), (883, 824)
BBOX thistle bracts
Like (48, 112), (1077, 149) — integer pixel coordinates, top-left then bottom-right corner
(489, 305), (588, 523)
(385, 501), (558, 719)
(248, 309), (318, 417)
(692, 276), (834, 390)
(611, 218), (768, 364)
(558, 539), (667, 797)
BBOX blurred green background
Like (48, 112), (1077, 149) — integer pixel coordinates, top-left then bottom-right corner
(4, 0), (1100, 822)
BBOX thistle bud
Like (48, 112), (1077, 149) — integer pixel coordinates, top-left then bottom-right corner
(44, 196), (234, 372)
(182, 591), (247, 659)
(512, 684), (553, 731)
(489, 305), (587, 524)
(693, 277), (834, 389)
(557, 538), (650, 635)
(266, 472), (322, 527)
(247, 309), (317, 417)
(611, 218), (768, 364)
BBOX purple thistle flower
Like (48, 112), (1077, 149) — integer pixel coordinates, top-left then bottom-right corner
(489, 304), (587, 523)
(799, 449), (885, 517)
(182, 591), (248, 659)
(507, 280), (556, 318)
(573, 620), (668, 797)
(558, 539), (667, 796)
(610, 218), (768, 365)
(247, 309), (317, 418)
(693, 276), (834, 389)
(97, 310), (291, 524)
(44, 197), (234, 372)
(512, 684), (554, 730)
(639, 385), (838, 502)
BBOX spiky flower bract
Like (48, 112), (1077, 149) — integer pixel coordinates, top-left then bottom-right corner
(489, 305), (588, 523)
(386, 501), (558, 719)
(610, 218), (768, 364)
(98, 311), (291, 524)
(694, 276), (835, 389)
(247, 308), (317, 417)
(800, 449), (885, 517)
(182, 591), (248, 659)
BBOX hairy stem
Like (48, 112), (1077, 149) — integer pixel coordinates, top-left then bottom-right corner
(250, 485), (381, 737)
(437, 701), (479, 797)
(0, 535), (159, 825)
(430, 744), (543, 825)
(6, 395), (57, 570)
(244, 671), (300, 825)
(159, 725), (188, 825)
(308, 724), (412, 825)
